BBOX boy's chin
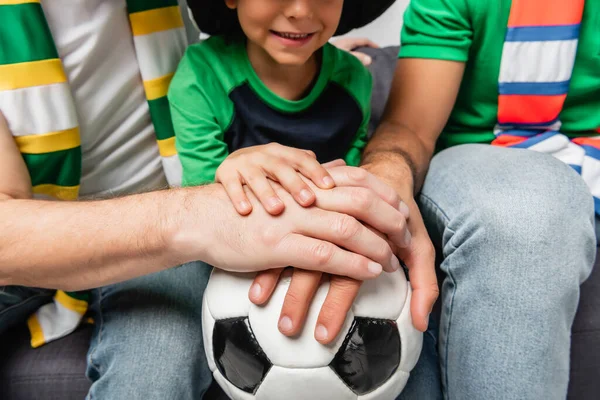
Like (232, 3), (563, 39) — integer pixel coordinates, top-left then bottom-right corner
(268, 51), (314, 66)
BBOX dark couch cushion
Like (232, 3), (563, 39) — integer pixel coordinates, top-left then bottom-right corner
(569, 249), (600, 399)
(0, 325), (91, 400)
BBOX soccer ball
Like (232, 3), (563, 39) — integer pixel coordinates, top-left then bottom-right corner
(202, 268), (423, 400)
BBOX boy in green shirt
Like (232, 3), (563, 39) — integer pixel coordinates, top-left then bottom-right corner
(169, 0), (375, 215)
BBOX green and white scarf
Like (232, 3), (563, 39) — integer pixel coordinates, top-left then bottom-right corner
(0, 0), (186, 347)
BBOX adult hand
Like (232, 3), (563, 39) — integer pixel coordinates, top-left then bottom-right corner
(361, 160), (438, 334)
(249, 165), (410, 344)
(174, 173), (405, 280)
(331, 37), (380, 66)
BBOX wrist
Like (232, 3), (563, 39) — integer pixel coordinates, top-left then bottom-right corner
(164, 184), (229, 266)
(361, 156), (415, 200)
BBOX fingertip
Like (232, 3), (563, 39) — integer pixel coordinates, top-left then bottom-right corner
(265, 197), (285, 215)
(298, 188), (316, 206)
(236, 200), (253, 216)
(322, 175), (335, 189)
(314, 324), (329, 344)
(278, 315), (294, 335)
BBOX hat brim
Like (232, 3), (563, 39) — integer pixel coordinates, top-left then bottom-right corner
(188, 0), (397, 37)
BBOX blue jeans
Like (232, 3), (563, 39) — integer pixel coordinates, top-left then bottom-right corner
(0, 262), (213, 399)
(1, 144), (596, 399)
(398, 144), (597, 400)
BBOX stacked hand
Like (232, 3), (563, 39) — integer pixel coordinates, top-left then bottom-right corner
(212, 143), (436, 344)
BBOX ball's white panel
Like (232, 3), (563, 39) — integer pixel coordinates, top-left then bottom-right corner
(396, 286), (423, 373)
(204, 269), (255, 319)
(201, 295), (217, 372)
(357, 369), (410, 400)
(249, 276), (354, 368)
(255, 366), (357, 400)
(352, 270), (408, 320)
(213, 370), (257, 400)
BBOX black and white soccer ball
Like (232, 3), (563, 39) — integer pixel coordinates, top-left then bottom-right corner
(202, 269), (423, 400)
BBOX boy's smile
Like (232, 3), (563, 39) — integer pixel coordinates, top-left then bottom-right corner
(270, 30), (317, 48)
(225, 0), (344, 66)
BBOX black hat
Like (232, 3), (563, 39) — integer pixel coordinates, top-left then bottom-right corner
(188, 0), (397, 37)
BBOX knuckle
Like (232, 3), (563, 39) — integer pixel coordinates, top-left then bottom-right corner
(352, 188), (374, 210)
(394, 217), (407, 235)
(305, 150), (317, 159)
(244, 174), (263, 187)
(375, 242), (393, 263)
(389, 191), (401, 208)
(284, 289), (308, 309)
(260, 225), (282, 247)
(333, 215), (360, 241)
(347, 167), (369, 184)
(312, 242), (335, 266)
(330, 276), (361, 295)
(266, 142), (282, 153)
(320, 296), (345, 319)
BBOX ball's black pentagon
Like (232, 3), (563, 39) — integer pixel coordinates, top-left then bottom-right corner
(330, 317), (401, 395)
(213, 317), (272, 394)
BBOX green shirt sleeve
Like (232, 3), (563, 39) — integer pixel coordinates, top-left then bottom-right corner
(399, 0), (472, 62)
(168, 46), (233, 187)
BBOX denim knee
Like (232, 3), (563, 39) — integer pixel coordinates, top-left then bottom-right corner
(86, 262), (213, 399)
(425, 145), (596, 289)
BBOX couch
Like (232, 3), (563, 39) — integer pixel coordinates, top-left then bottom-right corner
(1, 9), (598, 400)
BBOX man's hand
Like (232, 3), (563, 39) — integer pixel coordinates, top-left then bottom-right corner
(248, 165), (409, 344)
(358, 58), (466, 331)
(331, 37), (380, 66)
(173, 167), (408, 279)
(361, 160), (438, 333)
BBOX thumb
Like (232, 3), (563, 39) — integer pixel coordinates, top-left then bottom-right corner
(350, 51), (372, 66)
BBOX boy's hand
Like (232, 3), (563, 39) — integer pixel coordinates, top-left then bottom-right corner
(215, 143), (337, 216)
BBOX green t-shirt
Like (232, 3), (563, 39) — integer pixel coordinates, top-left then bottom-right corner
(399, 0), (600, 149)
(168, 36), (372, 187)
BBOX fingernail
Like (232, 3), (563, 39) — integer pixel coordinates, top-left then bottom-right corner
(279, 316), (293, 332)
(390, 255), (401, 271)
(267, 197), (282, 209)
(399, 201), (410, 218)
(403, 229), (412, 248)
(368, 262), (383, 276)
(249, 283), (262, 299)
(323, 176), (335, 187)
(299, 189), (313, 203)
(315, 324), (328, 341)
(364, 55), (372, 65)
(240, 201), (251, 211)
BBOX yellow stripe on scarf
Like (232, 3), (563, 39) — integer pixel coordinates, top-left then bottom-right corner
(144, 73), (174, 101)
(0, 59), (67, 91)
(55, 291), (88, 315)
(15, 127), (80, 154)
(0, 0), (40, 4)
(33, 184), (79, 201)
(27, 315), (45, 348)
(129, 6), (184, 36)
(157, 136), (177, 157)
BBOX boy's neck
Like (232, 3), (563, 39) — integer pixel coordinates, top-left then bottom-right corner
(247, 41), (320, 101)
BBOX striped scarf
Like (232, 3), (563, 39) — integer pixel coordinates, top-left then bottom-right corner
(0, 0), (186, 347)
(493, 0), (599, 215)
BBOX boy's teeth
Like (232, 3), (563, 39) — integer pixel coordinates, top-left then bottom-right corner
(278, 32), (310, 39)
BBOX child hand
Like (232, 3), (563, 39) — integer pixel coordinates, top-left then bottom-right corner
(215, 143), (337, 216)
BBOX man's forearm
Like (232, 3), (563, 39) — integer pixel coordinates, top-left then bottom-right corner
(0, 188), (209, 291)
(361, 120), (435, 197)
